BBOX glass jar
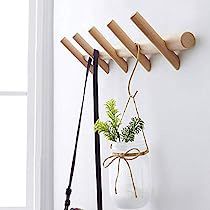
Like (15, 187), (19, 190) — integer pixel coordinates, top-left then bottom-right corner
(108, 141), (152, 209)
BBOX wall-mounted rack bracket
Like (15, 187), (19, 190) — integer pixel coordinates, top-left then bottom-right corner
(61, 11), (196, 73)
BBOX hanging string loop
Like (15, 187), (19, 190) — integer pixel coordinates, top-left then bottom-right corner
(127, 43), (141, 97)
(121, 43), (142, 122)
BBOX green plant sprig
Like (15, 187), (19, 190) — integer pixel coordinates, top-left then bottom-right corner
(94, 99), (144, 143)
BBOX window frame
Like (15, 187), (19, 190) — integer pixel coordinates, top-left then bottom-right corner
(26, 0), (37, 209)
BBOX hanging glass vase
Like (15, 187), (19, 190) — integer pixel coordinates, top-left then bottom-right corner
(103, 44), (152, 209)
(105, 141), (151, 209)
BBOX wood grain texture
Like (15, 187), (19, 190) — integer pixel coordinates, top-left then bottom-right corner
(73, 33), (109, 74)
(107, 20), (151, 71)
(131, 12), (180, 70)
(89, 26), (128, 73)
(61, 37), (93, 72)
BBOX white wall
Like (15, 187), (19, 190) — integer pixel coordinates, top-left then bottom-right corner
(54, 1), (210, 210)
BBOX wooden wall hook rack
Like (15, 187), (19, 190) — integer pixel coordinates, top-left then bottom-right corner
(61, 11), (196, 73)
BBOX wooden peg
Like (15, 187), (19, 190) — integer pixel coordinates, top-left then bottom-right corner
(73, 33), (109, 74)
(89, 26), (128, 73)
(131, 12), (180, 70)
(61, 37), (93, 72)
(166, 32), (196, 51)
(107, 20), (151, 71)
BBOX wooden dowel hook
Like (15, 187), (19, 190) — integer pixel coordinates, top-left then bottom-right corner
(73, 33), (109, 74)
(89, 26), (128, 73)
(107, 20), (151, 71)
(61, 37), (93, 72)
(131, 12), (180, 70)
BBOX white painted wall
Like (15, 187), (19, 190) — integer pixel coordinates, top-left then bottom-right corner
(54, 0), (210, 209)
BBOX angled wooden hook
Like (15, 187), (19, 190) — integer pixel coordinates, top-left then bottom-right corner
(61, 37), (93, 73)
(107, 20), (151, 71)
(89, 26), (128, 73)
(131, 12), (180, 70)
(73, 33), (109, 74)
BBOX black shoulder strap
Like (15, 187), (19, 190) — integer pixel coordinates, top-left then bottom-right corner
(64, 58), (92, 210)
(64, 50), (103, 210)
(93, 49), (103, 210)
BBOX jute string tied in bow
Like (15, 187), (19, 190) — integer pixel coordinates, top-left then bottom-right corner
(103, 44), (150, 198)
(103, 148), (149, 198)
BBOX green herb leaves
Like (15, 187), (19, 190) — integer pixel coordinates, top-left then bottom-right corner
(121, 117), (144, 142)
(94, 99), (121, 142)
(94, 99), (145, 143)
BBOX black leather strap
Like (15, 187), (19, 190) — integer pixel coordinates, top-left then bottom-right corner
(64, 50), (103, 210)
(64, 58), (92, 210)
(93, 49), (103, 210)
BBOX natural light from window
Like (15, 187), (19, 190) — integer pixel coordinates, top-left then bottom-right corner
(0, 0), (29, 207)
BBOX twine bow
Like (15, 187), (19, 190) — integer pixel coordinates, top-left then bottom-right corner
(103, 148), (149, 198)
